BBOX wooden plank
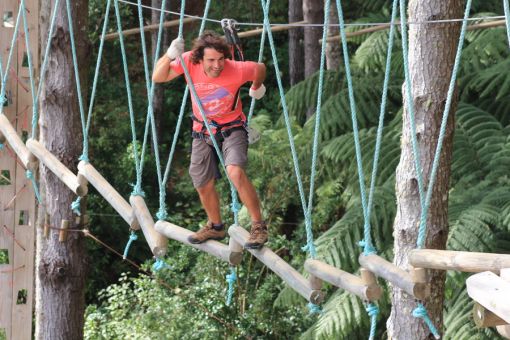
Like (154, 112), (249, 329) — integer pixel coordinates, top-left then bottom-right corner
(26, 139), (87, 196)
(229, 225), (324, 304)
(409, 249), (510, 273)
(473, 302), (508, 327)
(0, 114), (37, 171)
(497, 269), (510, 338)
(77, 161), (139, 230)
(304, 259), (382, 301)
(129, 195), (167, 257)
(466, 271), (510, 324)
(11, 0), (37, 338)
(104, 17), (197, 41)
(359, 254), (430, 300)
(154, 221), (242, 265)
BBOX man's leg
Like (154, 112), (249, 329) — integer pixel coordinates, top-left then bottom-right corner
(195, 178), (222, 225)
(226, 165), (262, 221)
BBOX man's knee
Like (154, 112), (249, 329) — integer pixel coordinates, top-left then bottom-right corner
(226, 165), (246, 186)
(196, 177), (216, 195)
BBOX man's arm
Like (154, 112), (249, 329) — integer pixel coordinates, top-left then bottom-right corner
(249, 63), (267, 100)
(152, 38), (184, 83)
(251, 63), (266, 90)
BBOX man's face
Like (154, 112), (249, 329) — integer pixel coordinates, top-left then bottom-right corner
(201, 48), (225, 78)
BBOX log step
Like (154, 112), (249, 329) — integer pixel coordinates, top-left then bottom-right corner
(305, 259), (382, 301)
(0, 114), (37, 171)
(467, 271), (510, 324)
(359, 254), (430, 300)
(129, 195), (167, 257)
(155, 221), (242, 265)
(409, 249), (510, 273)
(27, 138), (87, 196)
(228, 225), (324, 304)
(78, 161), (139, 230)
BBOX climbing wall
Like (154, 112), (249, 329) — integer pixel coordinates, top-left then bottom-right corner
(0, 1), (38, 339)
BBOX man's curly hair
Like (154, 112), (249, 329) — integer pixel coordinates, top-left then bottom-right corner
(190, 31), (231, 64)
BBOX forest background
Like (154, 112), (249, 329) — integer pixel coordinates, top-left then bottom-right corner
(60, 0), (510, 338)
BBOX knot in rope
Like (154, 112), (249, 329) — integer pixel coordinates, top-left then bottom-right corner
(0, 95), (6, 107)
(71, 197), (82, 216)
(301, 241), (317, 258)
(152, 257), (171, 272)
(365, 302), (379, 340)
(130, 183), (145, 197)
(358, 240), (377, 255)
(122, 231), (138, 259)
(225, 267), (237, 306)
(156, 208), (168, 221)
(365, 303), (379, 317)
(25, 170), (42, 203)
(412, 303), (440, 339)
(307, 303), (322, 315)
(78, 154), (89, 163)
(0, 143), (4, 150)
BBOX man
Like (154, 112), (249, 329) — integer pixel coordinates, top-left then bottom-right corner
(152, 31), (268, 249)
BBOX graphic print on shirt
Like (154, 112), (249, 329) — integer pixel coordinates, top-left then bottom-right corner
(194, 83), (234, 118)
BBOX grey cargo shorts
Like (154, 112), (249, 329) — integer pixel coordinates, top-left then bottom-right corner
(189, 128), (248, 188)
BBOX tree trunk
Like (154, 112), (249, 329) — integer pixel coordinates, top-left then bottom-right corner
(302, 0), (323, 79)
(289, 0), (304, 85)
(326, 1), (341, 70)
(35, 1), (89, 339)
(151, 0), (172, 143)
(388, 1), (461, 339)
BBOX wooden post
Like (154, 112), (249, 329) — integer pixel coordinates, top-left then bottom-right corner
(305, 259), (382, 301)
(129, 195), (167, 257)
(228, 236), (243, 266)
(26, 139), (87, 196)
(409, 249), (510, 273)
(43, 214), (50, 238)
(154, 220), (241, 265)
(473, 302), (508, 327)
(466, 271), (510, 324)
(77, 161), (139, 230)
(58, 220), (69, 242)
(359, 254), (430, 300)
(229, 225), (324, 304)
(0, 114), (37, 171)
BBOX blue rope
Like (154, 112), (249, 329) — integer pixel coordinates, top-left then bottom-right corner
(0, 143), (4, 150)
(152, 257), (171, 272)
(504, 0), (510, 49)
(247, 0), (270, 125)
(307, 302), (323, 315)
(412, 303), (440, 339)
(71, 197), (81, 216)
(0, 7), (22, 113)
(225, 267), (236, 306)
(259, 0), (317, 258)
(365, 303), (379, 340)
(25, 170), (41, 203)
(123, 231), (138, 259)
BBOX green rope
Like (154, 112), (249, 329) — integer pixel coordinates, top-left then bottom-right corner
(504, 0), (510, 49)
(259, 0), (318, 258)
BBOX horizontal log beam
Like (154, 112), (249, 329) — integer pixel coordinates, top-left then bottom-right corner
(409, 249), (510, 273)
(27, 139), (87, 196)
(229, 225), (324, 304)
(467, 271), (510, 324)
(155, 221), (241, 265)
(237, 20), (307, 39)
(305, 259), (382, 301)
(77, 161), (139, 230)
(324, 19), (506, 43)
(473, 302), (508, 327)
(129, 196), (167, 257)
(359, 254), (430, 300)
(0, 114), (37, 171)
(104, 17), (197, 41)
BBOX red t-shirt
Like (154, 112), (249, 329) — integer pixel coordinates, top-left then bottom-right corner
(170, 51), (259, 133)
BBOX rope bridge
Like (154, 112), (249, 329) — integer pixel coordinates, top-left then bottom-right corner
(1, 0), (510, 339)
